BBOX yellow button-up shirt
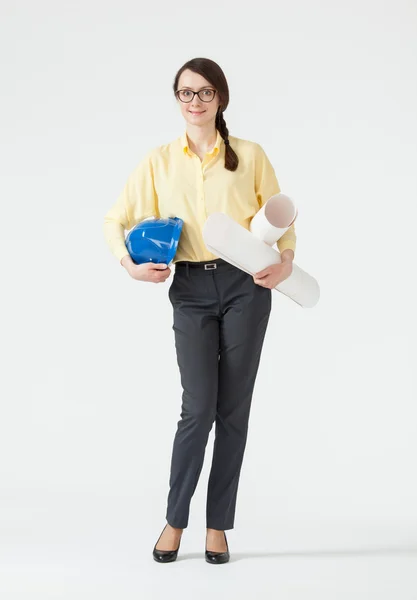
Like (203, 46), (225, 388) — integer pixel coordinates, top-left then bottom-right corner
(103, 129), (296, 264)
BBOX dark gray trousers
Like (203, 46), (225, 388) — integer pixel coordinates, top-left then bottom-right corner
(165, 258), (272, 530)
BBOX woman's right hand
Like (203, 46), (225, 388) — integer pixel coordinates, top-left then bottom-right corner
(130, 262), (171, 283)
(121, 255), (171, 283)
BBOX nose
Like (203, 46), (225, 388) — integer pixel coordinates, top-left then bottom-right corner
(191, 94), (203, 105)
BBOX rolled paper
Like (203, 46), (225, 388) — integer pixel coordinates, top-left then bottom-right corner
(203, 212), (320, 308)
(249, 193), (298, 246)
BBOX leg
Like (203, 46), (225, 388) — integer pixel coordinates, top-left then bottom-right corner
(166, 272), (221, 529)
(206, 271), (272, 530)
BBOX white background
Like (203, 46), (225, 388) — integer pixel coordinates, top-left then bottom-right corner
(1, 0), (416, 598)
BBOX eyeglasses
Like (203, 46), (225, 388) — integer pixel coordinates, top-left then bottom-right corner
(175, 88), (217, 103)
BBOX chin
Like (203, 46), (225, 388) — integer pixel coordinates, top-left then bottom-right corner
(186, 117), (208, 125)
(186, 113), (212, 123)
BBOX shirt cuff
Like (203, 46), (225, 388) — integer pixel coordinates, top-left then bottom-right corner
(277, 240), (296, 254)
(112, 245), (130, 263)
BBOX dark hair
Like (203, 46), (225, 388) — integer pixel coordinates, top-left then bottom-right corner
(173, 57), (239, 172)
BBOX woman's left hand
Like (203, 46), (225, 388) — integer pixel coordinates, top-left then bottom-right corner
(253, 259), (293, 289)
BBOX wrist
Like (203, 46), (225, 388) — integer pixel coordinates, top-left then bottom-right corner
(121, 254), (134, 270)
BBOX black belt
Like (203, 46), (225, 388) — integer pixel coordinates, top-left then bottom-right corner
(175, 258), (229, 270)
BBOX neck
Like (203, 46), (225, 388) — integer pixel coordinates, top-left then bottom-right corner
(186, 122), (218, 153)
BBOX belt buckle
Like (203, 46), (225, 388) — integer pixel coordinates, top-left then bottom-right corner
(204, 262), (217, 270)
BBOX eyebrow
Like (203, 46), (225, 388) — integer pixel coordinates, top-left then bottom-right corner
(179, 86), (214, 91)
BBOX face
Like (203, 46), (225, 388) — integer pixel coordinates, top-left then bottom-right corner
(176, 69), (221, 127)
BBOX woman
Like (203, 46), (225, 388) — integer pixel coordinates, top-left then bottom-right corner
(103, 57), (296, 564)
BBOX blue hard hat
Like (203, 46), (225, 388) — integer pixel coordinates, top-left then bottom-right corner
(125, 216), (184, 265)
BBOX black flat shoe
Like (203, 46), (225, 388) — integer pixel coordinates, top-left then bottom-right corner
(152, 524), (182, 563)
(205, 531), (230, 564)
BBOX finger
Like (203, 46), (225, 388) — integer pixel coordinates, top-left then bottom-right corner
(255, 268), (271, 278)
(257, 268), (274, 279)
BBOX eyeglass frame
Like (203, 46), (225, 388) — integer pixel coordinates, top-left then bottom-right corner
(175, 88), (218, 103)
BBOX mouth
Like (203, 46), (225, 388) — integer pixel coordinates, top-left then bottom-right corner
(189, 110), (206, 115)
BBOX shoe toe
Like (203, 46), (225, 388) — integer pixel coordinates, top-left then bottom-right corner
(205, 549), (230, 564)
(153, 548), (178, 563)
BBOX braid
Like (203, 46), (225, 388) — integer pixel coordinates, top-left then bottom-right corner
(216, 110), (239, 172)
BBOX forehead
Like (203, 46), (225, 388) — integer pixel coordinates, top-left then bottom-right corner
(178, 69), (212, 89)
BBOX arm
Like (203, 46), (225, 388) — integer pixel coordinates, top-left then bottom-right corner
(277, 223), (296, 258)
(103, 152), (159, 264)
(254, 143), (297, 259)
(281, 248), (294, 263)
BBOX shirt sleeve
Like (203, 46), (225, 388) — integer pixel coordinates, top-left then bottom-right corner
(254, 143), (297, 256)
(103, 152), (159, 263)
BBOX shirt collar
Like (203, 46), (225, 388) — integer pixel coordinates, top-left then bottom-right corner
(181, 129), (222, 156)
